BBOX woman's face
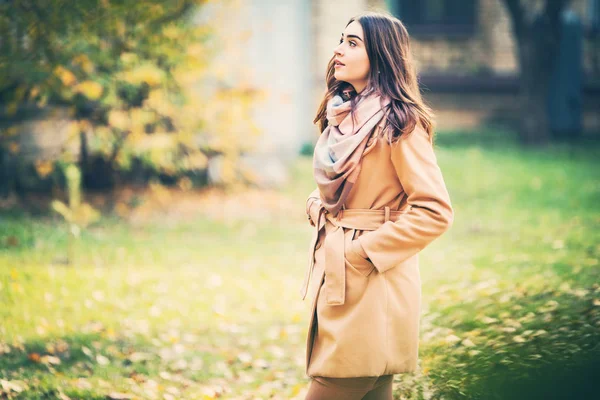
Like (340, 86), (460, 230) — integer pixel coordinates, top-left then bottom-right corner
(333, 21), (370, 94)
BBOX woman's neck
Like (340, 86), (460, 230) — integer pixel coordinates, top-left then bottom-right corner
(352, 80), (368, 95)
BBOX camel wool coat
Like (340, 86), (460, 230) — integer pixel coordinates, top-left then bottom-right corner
(301, 121), (454, 378)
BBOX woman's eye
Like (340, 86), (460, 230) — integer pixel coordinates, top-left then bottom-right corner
(339, 38), (356, 47)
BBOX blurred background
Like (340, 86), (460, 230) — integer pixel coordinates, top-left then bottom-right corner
(0, 0), (599, 399)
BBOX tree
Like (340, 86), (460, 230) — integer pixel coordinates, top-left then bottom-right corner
(501, 0), (570, 145)
(0, 0), (262, 192)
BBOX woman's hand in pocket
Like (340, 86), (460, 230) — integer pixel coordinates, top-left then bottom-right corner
(350, 238), (369, 261)
(345, 236), (376, 278)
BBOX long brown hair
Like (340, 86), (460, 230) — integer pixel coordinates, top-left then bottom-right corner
(313, 11), (435, 144)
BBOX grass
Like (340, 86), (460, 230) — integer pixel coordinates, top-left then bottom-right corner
(1, 127), (599, 399)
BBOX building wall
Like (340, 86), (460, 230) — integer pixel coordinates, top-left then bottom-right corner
(310, 0), (598, 133)
(371, 0), (517, 75)
(310, 0), (368, 137)
(195, 0), (315, 185)
(368, 0), (592, 76)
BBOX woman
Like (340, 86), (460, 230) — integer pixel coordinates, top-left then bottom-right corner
(300, 11), (454, 400)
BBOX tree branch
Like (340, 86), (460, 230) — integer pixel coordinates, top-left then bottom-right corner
(545, 0), (569, 26)
(502, 0), (525, 39)
(148, 1), (195, 29)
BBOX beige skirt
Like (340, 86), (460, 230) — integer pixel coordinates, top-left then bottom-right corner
(312, 374), (394, 391)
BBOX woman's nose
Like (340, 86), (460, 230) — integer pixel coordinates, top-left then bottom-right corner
(333, 43), (343, 56)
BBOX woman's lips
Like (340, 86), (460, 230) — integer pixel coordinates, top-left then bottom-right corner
(334, 63), (345, 68)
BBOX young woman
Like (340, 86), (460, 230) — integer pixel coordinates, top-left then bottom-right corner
(300, 11), (454, 400)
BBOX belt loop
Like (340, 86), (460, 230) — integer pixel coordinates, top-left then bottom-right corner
(384, 206), (390, 222)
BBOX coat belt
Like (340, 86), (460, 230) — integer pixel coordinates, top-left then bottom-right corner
(300, 205), (408, 306)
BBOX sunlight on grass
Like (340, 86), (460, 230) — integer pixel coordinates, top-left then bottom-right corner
(1, 130), (599, 399)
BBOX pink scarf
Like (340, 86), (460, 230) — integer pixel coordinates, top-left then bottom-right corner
(313, 89), (391, 216)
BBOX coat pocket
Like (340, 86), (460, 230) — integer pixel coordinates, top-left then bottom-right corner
(344, 228), (376, 278)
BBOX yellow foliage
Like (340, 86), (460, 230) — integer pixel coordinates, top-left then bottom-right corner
(8, 142), (19, 154)
(34, 160), (54, 178)
(115, 152), (130, 169)
(51, 201), (100, 228)
(184, 152), (208, 170)
(162, 25), (180, 40)
(14, 86), (27, 101)
(65, 121), (80, 140)
(121, 63), (164, 86)
(177, 177), (193, 190)
(149, 3), (164, 17)
(72, 203), (101, 227)
(161, 163), (177, 176)
(114, 202), (129, 218)
(28, 86), (40, 99)
(75, 81), (103, 100)
(95, 126), (112, 139)
(239, 165), (259, 185)
(149, 148), (170, 172)
(34, 0), (263, 189)
(37, 95), (48, 107)
(120, 52), (139, 66)
(54, 66), (77, 87)
(187, 43), (205, 58)
(129, 108), (156, 133)
(145, 89), (174, 116)
(51, 200), (72, 222)
(72, 54), (95, 74)
(4, 126), (18, 137)
(116, 21), (126, 37)
(149, 181), (171, 204)
(79, 119), (93, 134)
(173, 69), (201, 88)
(220, 158), (237, 184)
(108, 110), (130, 131)
(5, 102), (18, 116)
(126, 131), (146, 148)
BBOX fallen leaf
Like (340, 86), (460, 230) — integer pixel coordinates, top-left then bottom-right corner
(513, 335), (526, 343)
(480, 316), (498, 324)
(96, 354), (110, 365)
(5, 236), (19, 247)
(40, 355), (61, 365)
(128, 352), (153, 362)
(444, 334), (461, 344)
(107, 392), (134, 400)
(0, 379), (26, 393)
(81, 346), (93, 358)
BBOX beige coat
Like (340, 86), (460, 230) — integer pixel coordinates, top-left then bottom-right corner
(301, 122), (454, 378)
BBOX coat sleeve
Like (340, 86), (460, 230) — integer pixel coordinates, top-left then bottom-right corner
(306, 187), (322, 227)
(356, 126), (454, 273)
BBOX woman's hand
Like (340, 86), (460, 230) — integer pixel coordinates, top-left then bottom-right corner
(350, 238), (370, 261)
(306, 188), (322, 227)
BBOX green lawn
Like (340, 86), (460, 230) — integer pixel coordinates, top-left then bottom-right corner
(1, 129), (599, 399)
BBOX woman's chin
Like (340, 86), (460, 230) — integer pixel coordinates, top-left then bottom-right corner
(335, 76), (351, 86)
